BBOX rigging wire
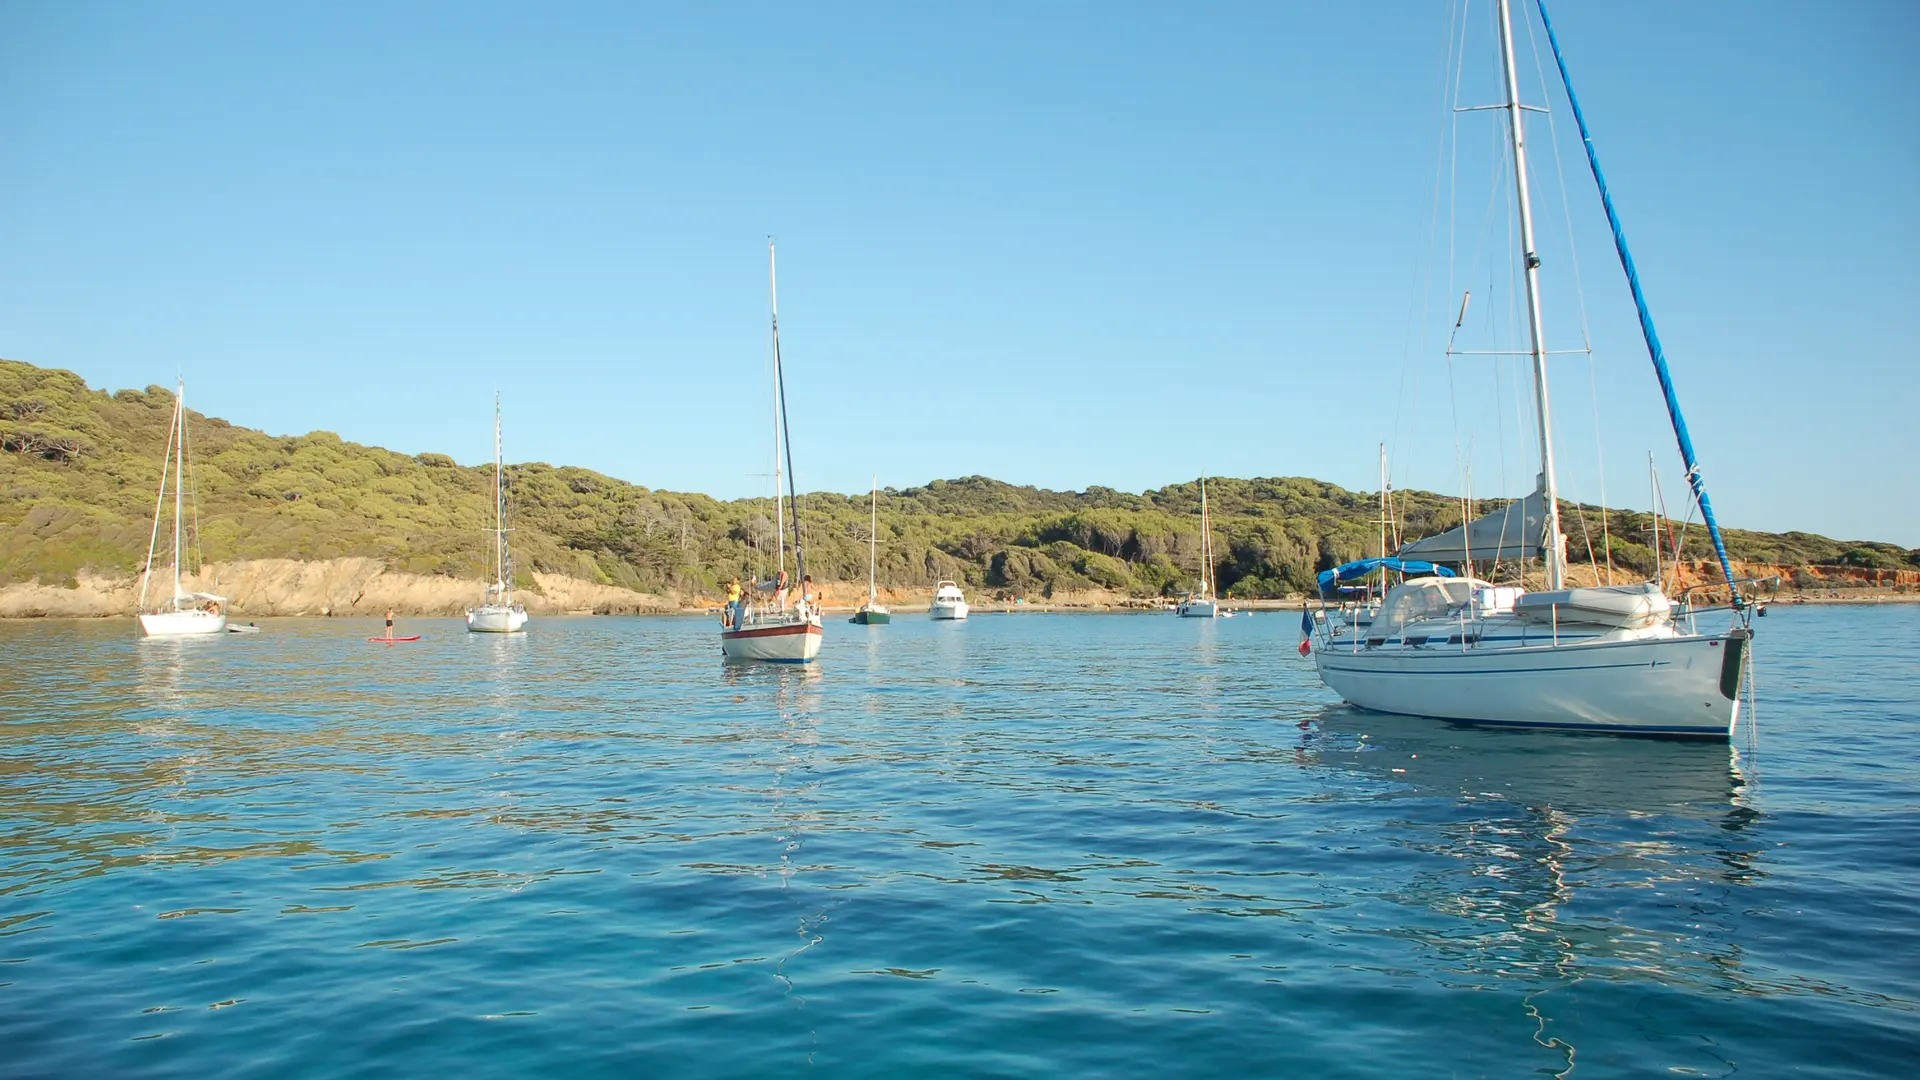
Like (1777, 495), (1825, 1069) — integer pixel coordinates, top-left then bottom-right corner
(1742, 647), (1761, 785)
(137, 392), (180, 615)
(1449, 34), (1516, 554)
(1389, 0), (1470, 503)
(1651, 462), (1672, 593)
(1522, 1), (1616, 586)
(186, 401), (203, 591)
(1442, 0), (1471, 515)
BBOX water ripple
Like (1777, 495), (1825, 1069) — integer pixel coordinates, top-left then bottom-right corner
(0, 606), (1916, 1077)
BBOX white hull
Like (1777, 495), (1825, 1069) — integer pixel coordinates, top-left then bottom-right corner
(467, 606), (529, 633)
(931, 601), (969, 620)
(722, 616), (824, 663)
(1313, 631), (1745, 738)
(139, 610), (228, 637)
(1177, 599), (1217, 618)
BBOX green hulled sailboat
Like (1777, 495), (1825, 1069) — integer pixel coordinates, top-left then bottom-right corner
(851, 476), (891, 625)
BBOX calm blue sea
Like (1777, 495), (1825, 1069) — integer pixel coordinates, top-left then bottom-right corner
(1, 605), (1915, 1078)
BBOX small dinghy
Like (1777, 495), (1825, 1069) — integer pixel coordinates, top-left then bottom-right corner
(226, 623), (262, 634)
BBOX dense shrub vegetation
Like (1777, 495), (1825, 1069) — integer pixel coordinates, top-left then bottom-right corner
(3, 360), (1912, 597)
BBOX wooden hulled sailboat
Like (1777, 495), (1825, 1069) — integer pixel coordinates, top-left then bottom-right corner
(852, 476), (890, 624)
(137, 381), (228, 637)
(721, 240), (824, 663)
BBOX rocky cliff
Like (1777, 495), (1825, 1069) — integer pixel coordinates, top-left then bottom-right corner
(0, 558), (675, 618)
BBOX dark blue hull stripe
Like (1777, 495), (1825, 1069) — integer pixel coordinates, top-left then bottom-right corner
(1319, 660), (1675, 676)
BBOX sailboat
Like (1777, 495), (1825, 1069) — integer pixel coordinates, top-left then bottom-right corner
(1319, 446), (1413, 634)
(722, 240), (825, 663)
(137, 381), (228, 636)
(1176, 476), (1219, 618)
(1306, 0), (1755, 739)
(851, 476), (891, 625)
(467, 392), (529, 633)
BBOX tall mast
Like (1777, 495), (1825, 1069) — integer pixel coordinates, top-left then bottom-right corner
(769, 240), (785, 578)
(869, 475), (878, 603)
(1496, 0), (1566, 590)
(1377, 443), (1388, 561)
(494, 392), (506, 598)
(1199, 477), (1211, 596)
(138, 393), (180, 615)
(172, 381), (185, 604)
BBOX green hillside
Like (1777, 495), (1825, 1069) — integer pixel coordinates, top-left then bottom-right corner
(3, 359), (1913, 598)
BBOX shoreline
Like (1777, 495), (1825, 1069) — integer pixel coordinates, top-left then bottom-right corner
(6, 591), (1912, 622)
(2, 556), (1911, 620)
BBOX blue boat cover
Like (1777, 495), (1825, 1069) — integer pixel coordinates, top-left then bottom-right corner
(1316, 558), (1455, 593)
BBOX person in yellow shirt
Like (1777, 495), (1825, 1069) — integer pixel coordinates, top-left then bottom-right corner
(725, 578), (742, 628)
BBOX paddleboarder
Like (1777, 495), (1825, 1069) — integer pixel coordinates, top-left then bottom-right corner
(384, 608), (395, 642)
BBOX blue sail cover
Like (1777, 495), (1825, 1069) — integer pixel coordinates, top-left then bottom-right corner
(1317, 558), (1455, 594)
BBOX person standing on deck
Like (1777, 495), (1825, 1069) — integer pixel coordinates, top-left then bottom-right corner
(725, 578), (742, 628)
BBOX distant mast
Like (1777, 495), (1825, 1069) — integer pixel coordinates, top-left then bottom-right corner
(1377, 443), (1388, 562)
(769, 242), (785, 578)
(1496, 0), (1566, 590)
(768, 239), (807, 587)
(172, 380), (185, 604)
(493, 391), (507, 601)
(1200, 476), (1212, 598)
(869, 474), (880, 605)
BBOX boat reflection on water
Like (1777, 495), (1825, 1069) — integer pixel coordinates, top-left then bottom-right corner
(1304, 704), (1765, 997)
(720, 654), (830, 1009)
(1309, 704), (1748, 818)
(721, 657), (825, 694)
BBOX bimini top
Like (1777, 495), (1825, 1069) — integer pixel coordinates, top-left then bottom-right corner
(1316, 558), (1454, 595)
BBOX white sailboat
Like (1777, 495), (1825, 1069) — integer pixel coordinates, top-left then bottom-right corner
(851, 476), (891, 624)
(1306, 0), (1755, 739)
(1176, 476), (1219, 618)
(722, 240), (824, 663)
(467, 392), (529, 634)
(137, 381), (228, 636)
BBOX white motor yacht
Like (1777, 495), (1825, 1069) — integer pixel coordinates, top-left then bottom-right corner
(930, 580), (969, 620)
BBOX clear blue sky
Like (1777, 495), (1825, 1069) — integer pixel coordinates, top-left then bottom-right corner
(3, 1), (1915, 545)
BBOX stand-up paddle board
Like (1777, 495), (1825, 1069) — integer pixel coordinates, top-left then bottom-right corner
(368, 635), (422, 643)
